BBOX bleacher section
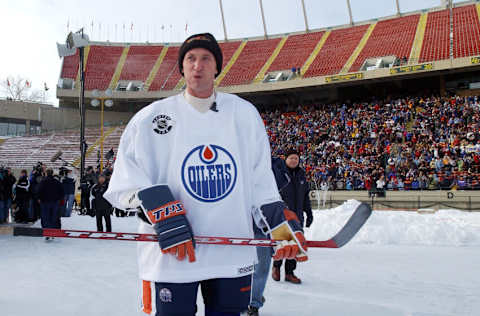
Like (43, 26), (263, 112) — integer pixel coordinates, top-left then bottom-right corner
(60, 50), (79, 79)
(349, 14), (420, 72)
(453, 4), (480, 58)
(0, 126), (123, 171)
(219, 38), (281, 87)
(304, 25), (369, 77)
(118, 46), (165, 82)
(419, 9), (450, 62)
(84, 46), (124, 90)
(266, 32), (326, 74)
(57, 1), (480, 92)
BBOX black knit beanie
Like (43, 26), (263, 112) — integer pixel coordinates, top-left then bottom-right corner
(285, 148), (300, 158)
(178, 33), (223, 77)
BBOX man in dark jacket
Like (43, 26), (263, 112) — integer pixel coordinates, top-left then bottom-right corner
(90, 175), (112, 232)
(29, 166), (45, 222)
(81, 166), (96, 216)
(0, 170), (7, 224)
(0, 167), (16, 224)
(248, 156), (293, 315)
(272, 149), (313, 284)
(14, 169), (30, 223)
(61, 169), (76, 217)
(38, 169), (65, 236)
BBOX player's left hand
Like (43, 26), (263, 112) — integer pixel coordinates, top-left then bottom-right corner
(261, 202), (308, 262)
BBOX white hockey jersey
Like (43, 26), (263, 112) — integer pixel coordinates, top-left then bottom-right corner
(104, 92), (280, 283)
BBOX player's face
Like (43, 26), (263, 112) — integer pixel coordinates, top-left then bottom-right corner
(286, 154), (299, 169)
(183, 48), (217, 98)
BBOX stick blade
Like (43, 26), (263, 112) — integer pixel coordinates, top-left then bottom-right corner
(331, 202), (372, 248)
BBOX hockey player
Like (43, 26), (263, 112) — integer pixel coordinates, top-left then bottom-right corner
(104, 33), (308, 316)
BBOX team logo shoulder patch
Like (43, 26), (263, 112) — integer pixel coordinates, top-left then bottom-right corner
(152, 114), (174, 135)
(158, 288), (172, 303)
(181, 145), (237, 203)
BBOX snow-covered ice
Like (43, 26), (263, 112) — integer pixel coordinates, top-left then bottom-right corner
(1, 203), (479, 316)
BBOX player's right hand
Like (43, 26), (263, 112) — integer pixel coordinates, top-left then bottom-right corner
(135, 185), (196, 262)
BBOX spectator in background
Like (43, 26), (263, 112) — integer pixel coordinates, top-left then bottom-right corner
(1, 167), (16, 223)
(272, 149), (313, 284)
(0, 170), (7, 224)
(376, 175), (386, 191)
(81, 166), (96, 216)
(248, 157), (291, 315)
(14, 169), (30, 223)
(29, 164), (45, 222)
(61, 169), (76, 217)
(320, 179), (329, 207)
(90, 174), (112, 232)
(38, 169), (64, 240)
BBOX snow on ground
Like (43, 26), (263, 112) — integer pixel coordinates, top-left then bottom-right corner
(1, 203), (480, 316)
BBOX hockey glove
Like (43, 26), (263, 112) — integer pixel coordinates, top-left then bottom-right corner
(260, 201), (308, 262)
(131, 185), (196, 262)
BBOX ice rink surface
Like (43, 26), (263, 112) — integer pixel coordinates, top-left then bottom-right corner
(1, 201), (479, 316)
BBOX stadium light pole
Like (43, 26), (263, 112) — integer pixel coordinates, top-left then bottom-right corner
(258, 0), (268, 39)
(57, 29), (89, 184)
(91, 89), (113, 173)
(346, 0), (354, 25)
(218, 0), (228, 41)
(300, 0), (310, 32)
(395, 0), (401, 16)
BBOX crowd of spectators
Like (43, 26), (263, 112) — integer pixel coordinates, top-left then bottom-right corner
(262, 94), (480, 191)
(2, 93), (480, 224)
(0, 162), (117, 231)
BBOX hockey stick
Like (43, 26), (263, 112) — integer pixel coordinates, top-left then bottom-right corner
(12, 203), (372, 248)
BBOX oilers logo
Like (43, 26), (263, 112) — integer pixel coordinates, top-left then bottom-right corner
(181, 145), (237, 202)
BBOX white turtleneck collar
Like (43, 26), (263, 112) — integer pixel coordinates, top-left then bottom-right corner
(184, 90), (215, 113)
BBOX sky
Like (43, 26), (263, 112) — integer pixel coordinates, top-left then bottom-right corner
(0, 0), (465, 105)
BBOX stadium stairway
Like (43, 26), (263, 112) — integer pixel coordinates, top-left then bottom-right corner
(301, 30), (330, 76)
(215, 41), (247, 87)
(253, 36), (288, 83)
(409, 13), (428, 64)
(144, 46), (169, 91)
(263, 31), (326, 78)
(72, 125), (119, 168)
(341, 22), (377, 73)
(108, 46), (130, 90)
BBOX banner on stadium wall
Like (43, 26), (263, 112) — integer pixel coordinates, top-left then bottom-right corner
(325, 72), (364, 83)
(390, 63), (433, 75)
(471, 56), (480, 65)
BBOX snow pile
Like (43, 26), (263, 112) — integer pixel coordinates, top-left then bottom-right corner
(307, 200), (480, 247)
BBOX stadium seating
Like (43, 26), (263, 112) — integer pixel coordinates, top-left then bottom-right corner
(148, 46), (180, 91)
(84, 45), (124, 90)
(266, 32), (325, 73)
(0, 126), (122, 171)
(350, 14), (420, 72)
(453, 4), (480, 58)
(2, 93), (479, 190)
(119, 46), (165, 82)
(304, 25), (369, 77)
(218, 41), (243, 70)
(219, 38), (281, 87)
(60, 50), (79, 79)
(419, 9), (450, 62)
